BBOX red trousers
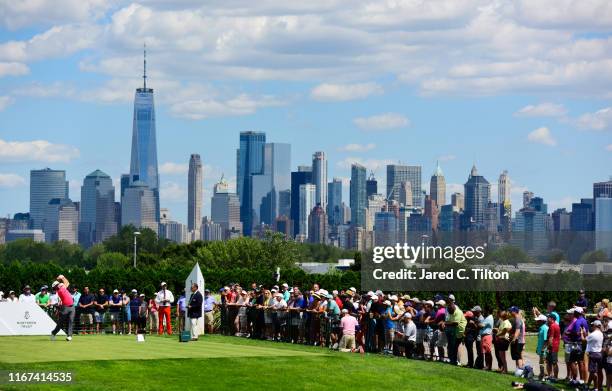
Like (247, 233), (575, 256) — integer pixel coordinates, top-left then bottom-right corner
(158, 306), (172, 335)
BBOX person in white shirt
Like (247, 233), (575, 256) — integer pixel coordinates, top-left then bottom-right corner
(19, 285), (36, 304)
(6, 290), (18, 302)
(585, 320), (604, 391)
(155, 282), (174, 335)
(396, 312), (417, 359)
(270, 293), (287, 341)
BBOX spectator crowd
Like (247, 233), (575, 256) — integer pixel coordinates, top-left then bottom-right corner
(1, 283), (611, 390)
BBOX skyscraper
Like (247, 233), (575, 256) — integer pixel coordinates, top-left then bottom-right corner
(237, 131), (266, 236)
(312, 151), (327, 210)
(429, 161), (446, 207)
(451, 192), (464, 211)
(291, 168), (312, 237)
(399, 181), (412, 207)
(595, 197), (612, 257)
(498, 170), (512, 236)
(350, 163), (367, 228)
(30, 168), (68, 229)
(121, 180), (158, 233)
(298, 184), (316, 237)
(498, 170), (511, 205)
(44, 198), (78, 244)
(187, 154), (203, 236)
(211, 175), (242, 238)
(593, 179), (612, 216)
(366, 171), (378, 198)
(251, 143), (291, 229)
(129, 47), (160, 221)
(463, 165), (490, 229)
(308, 204), (327, 244)
(386, 164), (422, 207)
(80, 170), (117, 247)
(523, 191), (534, 208)
(327, 178), (343, 227)
(374, 210), (398, 246)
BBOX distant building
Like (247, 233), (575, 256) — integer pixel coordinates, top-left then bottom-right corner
(273, 215), (292, 238)
(6, 229), (44, 243)
(312, 151), (327, 210)
(571, 199), (594, 231)
(160, 220), (188, 243)
(201, 217), (223, 241)
(366, 194), (386, 232)
(237, 131), (266, 236)
(386, 164), (422, 207)
(451, 192), (464, 211)
(210, 175), (242, 239)
(374, 211), (398, 247)
(44, 198), (78, 244)
(350, 163), (367, 228)
(30, 168), (68, 229)
(121, 181), (158, 233)
(430, 161), (446, 207)
(399, 181), (413, 207)
(513, 207), (549, 256)
(552, 208), (571, 231)
(523, 191), (534, 209)
(298, 184), (316, 237)
(366, 172), (378, 198)
(463, 165), (490, 229)
(290, 168), (312, 237)
(595, 197), (612, 258)
(327, 178), (343, 227)
(187, 154), (203, 237)
(80, 170), (117, 247)
(308, 205), (327, 244)
(424, 196), (439, 233)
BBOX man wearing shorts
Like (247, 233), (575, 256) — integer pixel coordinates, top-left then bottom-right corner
(585, 320), (604, 391)
(50, 275), (75, 341)
(479, 308), (494, 371)
(339, 309), (358, 352)
(546, 312), (561, 380)
(509, 306), (525, 369)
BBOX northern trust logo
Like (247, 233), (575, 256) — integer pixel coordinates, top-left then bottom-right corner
(24, 311), (30, 320)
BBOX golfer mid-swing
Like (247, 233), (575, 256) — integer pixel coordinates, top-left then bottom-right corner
(50, 274), (75, 341)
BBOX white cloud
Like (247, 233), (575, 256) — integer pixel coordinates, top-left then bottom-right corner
(576, 107), (612, 131)
(0, 62), (29, 77)
(0, 96), (14, 111)
(0, 138), (80, 163)
(354, 113), (409, 131)
(0, 173), (26, 188)
(0, 0), (110, 30)
(447, 183), (464, 195)
(337, 143), (376, 152)
(169, 94), (284, 120)
(527, 127), (557, 146)
(514, 102), (567, 117)
(310, 82), (383, 102)
(159, 162), (188, 175)
(160, 181), (186, 202)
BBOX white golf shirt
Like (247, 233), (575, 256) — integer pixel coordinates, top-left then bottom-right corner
(155, 289), (174, 307)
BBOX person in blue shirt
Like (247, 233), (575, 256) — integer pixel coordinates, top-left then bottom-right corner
(535, 314), (549, 380)
(108, 289), (122, 334)
(129, 290), (141, 334)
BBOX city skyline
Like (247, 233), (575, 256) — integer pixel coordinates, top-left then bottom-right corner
(1, 1), (611, 225)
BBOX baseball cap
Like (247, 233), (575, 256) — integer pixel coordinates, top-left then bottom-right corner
(342, 309), (349, 314)
(464, 311), (473, 318)
(435, 300), (446, 306)
(160, 282), (167, 286)
(383, 300), (391, 306)
(113, 289), (119, 293)
(411, 297), (421, 304)
(349, 287), (357, 293)
(41, 285), (48, 290)
(535, 314), (547, 322)
(509, 306), (520, 313)
(424, 300), (434, 307)
(471, 306), (482, 312)
(282, 283), (289, 288)
(592, 320), (602, 327)
(139, 293), (145, 297)
(404, 312), (412, 319)
(448, 294), (456, 302)
(131, 289), (137, 293)
(572, 307), (584, 314)
(24, 285), (31, 290)
(51, 281), (60, 288)
(371, 296), (379, 301)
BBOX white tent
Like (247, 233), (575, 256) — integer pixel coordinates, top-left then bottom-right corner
(184, 262), (205, 335)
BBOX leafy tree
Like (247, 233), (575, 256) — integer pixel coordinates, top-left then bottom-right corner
(580, 250), (608, 264)
(96, 252), (130, 270)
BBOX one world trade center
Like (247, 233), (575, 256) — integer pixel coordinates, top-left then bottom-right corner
(129, 46), (160, 221)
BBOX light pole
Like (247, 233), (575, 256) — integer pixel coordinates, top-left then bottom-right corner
(133, 231), (141, 268)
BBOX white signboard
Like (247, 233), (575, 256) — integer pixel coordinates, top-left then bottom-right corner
(0, 302), (64, 336)
(184, 262), (205, 335)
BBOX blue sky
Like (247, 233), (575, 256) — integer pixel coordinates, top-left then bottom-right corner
(0, 1), (611, 224)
